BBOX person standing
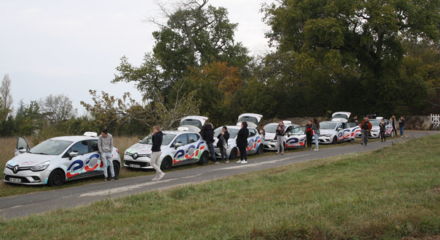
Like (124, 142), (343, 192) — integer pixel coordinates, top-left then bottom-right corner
(391, 115), (398, 137)
(305, 120), (314, 150)
(217, 126), (230, 163)
(359, 117), (372, 146)
(312, 118), (320, 151)
(236, 122), (249, 164)
(98, 129), (115, 181)
(275, 121), (285, 155)
(150, 126), (165, 181)
(200, 122), (216, 164)
(399, 116), (406, 137)
(379, 119), (386, 142)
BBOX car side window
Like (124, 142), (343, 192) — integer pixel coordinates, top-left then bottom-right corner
(188, 134), (199, 144)
(88, 140), (99, 152)
(68, 141), (89, 155)
(174, 134), (189, 146)
(249, 129), (257, 137)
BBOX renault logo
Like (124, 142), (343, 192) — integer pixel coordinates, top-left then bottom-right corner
(133, 153), (138, 159)
(13, 165), (19, 174)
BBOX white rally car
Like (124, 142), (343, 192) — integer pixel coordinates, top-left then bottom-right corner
(284, 126), (307, 149)
(262, 121), (300, 151)
(179, 116), (208, 130)
(124, 130), (209, 170)
(3, 133), (121, 186)
(346, 122), (362, 139)
(213, 125), (264, 159)
(319, 121), (352, 144)
(368, 118), (394, 138)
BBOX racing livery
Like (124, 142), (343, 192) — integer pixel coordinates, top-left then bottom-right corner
(214, 125), (264, 159)
(4, 133), (121, 186)
(124, 131), (209, 170)
(262, 121), (301, 151)
(319, 121), (352, 144)
(284, 126), (307, 149)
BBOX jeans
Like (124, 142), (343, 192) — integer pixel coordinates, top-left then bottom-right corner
(400, 126), (404, 136)
(150, 151), (163, 175)
(314, 134), (319, 150)
(101, 152), (114, 179)
(361, 130), (369, 146)
(207, 143), (216, 162)
(238, 145), (247, 161)
(276, 135), (284, 153)
(219, 145), (227, 161)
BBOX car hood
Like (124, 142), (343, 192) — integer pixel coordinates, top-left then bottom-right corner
(7, 153), (58, 167)
(265, 132), (276, 140)
(125, 143), (152, 155)
(372, 126), (380, 131)
(287, 134), (306, 139)
(320, 129), (336, 135)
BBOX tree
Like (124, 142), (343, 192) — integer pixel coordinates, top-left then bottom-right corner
(0, 74), (13, 120)
(113, 0), (250, 103)
(39, 95), (75, 123)
(264, 0), (440, 115)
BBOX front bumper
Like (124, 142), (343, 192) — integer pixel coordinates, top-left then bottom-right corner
(369, 131), (380, 138)
(123, 155), (153, 169)
(3, 168), (49, 185)
(319, 136), (333, 144)
(263, 141), (278, 151)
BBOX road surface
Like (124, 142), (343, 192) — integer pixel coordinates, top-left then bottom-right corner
(0, 131), (436, 219)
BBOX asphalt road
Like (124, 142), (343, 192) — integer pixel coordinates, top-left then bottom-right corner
(0, 131), (436, 220)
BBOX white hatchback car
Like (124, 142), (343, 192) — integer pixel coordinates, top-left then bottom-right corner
(213, 125), (264, 159)
(124, 131), (209, 170)
(3, 133), (121, 186)
(262, 121), (300, 151)
(319, 121), (352, 144)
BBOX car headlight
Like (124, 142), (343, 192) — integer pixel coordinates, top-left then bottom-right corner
(6, 163), (14, 169)
(31, 161), (50, 172)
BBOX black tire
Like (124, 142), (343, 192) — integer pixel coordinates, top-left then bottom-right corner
(112, 161), (120, 178)
(229, 148), (238, 160)
(256, 145), (263, 155)
(198, 151), (209, 165)
(332, 136), (337, 144)
(160, 157), (172, 170)
(48, 169), (65, 186)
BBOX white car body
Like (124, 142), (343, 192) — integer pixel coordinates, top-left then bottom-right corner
(237, 113), (263, 126)
(331, 112), (351, 123)
(319, 121), (352, 144)
(179, 116), (209, 131)
(262, 122), (301, 151)
(368, 119), (394, 138)
(124, 131), (208, 170)
(346, 122), (362, 139)
(284, 126), (307, 149)
(213, 126), (264, 159)
(4, 134), (121, 186)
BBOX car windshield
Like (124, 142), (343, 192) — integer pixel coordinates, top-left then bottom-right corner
(347, 122), (357, 128)
(333, 114), (349, 119)
(180, 119), (202, 129)
(29, 139), (73, 155)
(238, 116), (258, 125)
(214, 127), (239, 139)
(264, 124), (277, 133)
(370, 120), (380, 126)
(320, 122), (338, 129)
(140, 133), (176, 145)
(289, 127), (305, 135)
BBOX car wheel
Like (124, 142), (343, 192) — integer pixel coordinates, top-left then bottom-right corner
(160, 157), (172, 170)
(256, 145), (263, 155)
(198, 151), (209, 165)
(229, 148), (238, 160)
(332, 137), (337, 144)
(48, 169), (65, 186)
(113, 161), (120, 178)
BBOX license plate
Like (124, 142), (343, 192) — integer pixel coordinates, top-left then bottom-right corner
(129, 164), (140, 168)
(9, 177), (22, 183)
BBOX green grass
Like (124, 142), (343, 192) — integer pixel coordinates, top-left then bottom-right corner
(1, 134), (439, 240)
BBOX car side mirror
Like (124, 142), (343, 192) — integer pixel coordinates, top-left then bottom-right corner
(69, 151), (79, 160)
(18, 148), (27, 154)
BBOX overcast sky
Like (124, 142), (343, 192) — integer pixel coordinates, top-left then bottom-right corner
(0, 0), (274, 114)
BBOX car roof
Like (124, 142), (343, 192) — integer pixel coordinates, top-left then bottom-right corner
(50, 136), (97, 142)
(162, 130), (199, 135)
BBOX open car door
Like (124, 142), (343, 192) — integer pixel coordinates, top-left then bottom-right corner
(15, 137), (30, 156)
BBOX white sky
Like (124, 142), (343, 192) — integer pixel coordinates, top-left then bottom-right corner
(0, 0), (274, 114)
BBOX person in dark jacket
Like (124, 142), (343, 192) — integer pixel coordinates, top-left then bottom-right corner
(217, 126), (230, 163)
(399, 116), (406, 137)
(236, 122), (249, 164)
(275, 121), (285, 155)
(305, 120), (314, 150)
(359, 117), (372, 146)
(379, 119), (386, 142)
(200, 122), (216, 163)
(151, 126), (165, 181)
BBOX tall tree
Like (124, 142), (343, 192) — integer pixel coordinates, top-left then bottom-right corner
(0, 74), (13, 120)
(40, 95), (76, 123)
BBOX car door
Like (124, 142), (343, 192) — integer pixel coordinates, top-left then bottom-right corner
(336, 123), (345, 142)
(64, 140), (98, 180)
(341, 123), (351, 140)
(15, 137), (30, 156)
(187, 133), (203, 163)
(171, 134), (190, 166)
(246, 128), (258, 154)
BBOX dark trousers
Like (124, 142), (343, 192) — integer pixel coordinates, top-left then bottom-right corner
(392, 127), (397, 137)
(380, 131), (386, 141)
(238, 145), (247, 161)
(207, 143), (216, 162)
(219, 145), (227, 161)
(306, 134), (313, 149)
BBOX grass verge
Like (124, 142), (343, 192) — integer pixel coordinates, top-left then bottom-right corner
(0, 134), (439, 239)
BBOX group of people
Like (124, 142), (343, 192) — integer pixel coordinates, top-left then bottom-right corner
(359, 115), (406, 146)
(273, 119), (321, 155)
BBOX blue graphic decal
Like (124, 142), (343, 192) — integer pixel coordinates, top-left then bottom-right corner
(67, 160), (84, 171)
